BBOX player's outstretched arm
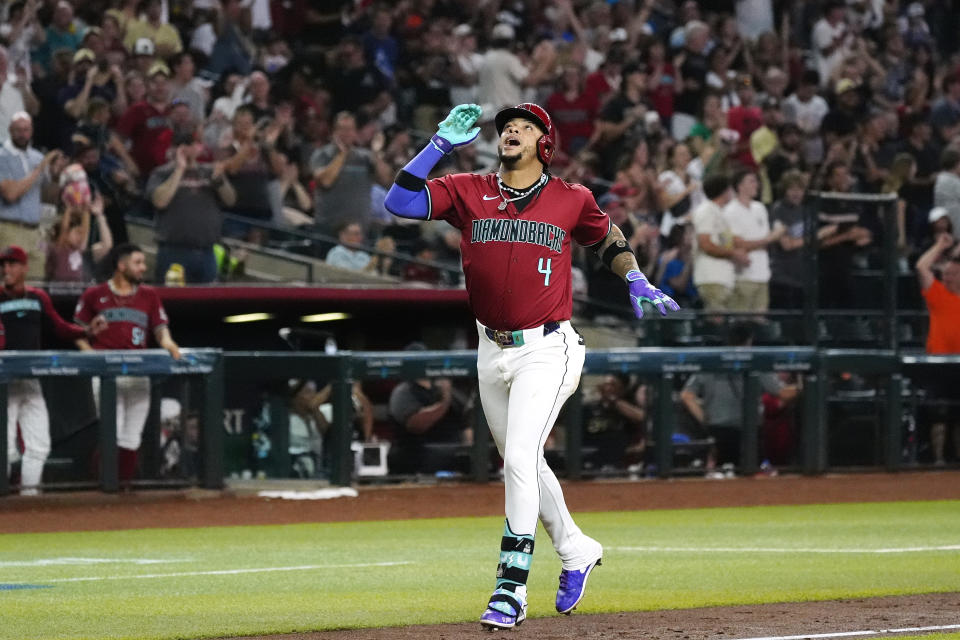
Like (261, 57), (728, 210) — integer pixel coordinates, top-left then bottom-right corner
(593, 225), (681, 320)
(384, 104), (482, 219)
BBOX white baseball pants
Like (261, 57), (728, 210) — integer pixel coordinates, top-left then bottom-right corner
(92, 376), (152, 450)
(5, 379), (50, 492)
(476, 320), (599, 570)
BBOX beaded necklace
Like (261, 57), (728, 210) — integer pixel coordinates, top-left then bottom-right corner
(494, 172), (549, 211)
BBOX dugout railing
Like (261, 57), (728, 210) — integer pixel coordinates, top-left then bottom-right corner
(0, 349), (224, 496)
(221, 347), (954, 487)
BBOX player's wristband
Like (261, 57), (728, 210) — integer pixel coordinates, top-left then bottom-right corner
(601, 240), (634, 270)
(430, 133), (455, 155)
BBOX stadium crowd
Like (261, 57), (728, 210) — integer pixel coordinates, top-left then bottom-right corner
(0, 0), (957, 308)
(4, 0), (960, 488)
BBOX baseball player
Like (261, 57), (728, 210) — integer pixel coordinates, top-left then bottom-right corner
(0, 245), (100, 495)
(74, 243), (181, 483)
(384, 103), (679, 629)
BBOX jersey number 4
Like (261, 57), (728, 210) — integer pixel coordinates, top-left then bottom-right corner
(538, 258), (552, 287)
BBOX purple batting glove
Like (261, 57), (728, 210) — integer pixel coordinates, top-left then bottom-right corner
(626, 269), (681, 319)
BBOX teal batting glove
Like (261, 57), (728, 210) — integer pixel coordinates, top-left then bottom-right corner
(432, 104), (483, 153)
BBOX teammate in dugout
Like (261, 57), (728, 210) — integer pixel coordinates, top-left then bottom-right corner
(74, 243), (181, 483)
(0, 245), (105, 495)
(384, 103), (680, 630)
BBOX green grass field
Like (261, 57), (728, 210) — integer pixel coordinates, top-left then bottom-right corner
(2, 500), (959, 640)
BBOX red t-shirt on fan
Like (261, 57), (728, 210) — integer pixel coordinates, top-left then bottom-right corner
(74, 283), (169, 349)
(426, 173), (610, 330)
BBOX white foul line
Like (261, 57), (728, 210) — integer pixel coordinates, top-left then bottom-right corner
(0, 557), (189, 568)
(611, 545), (960, 554)
(9, 561), (413, 584)
(731, 623), (960, 640)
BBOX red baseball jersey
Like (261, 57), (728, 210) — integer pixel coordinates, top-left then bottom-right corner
(427, 173), (610, 330)
(74, 283), (169, 350)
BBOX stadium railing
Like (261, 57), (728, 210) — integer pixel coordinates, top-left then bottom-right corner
(0, 349), (223, 496)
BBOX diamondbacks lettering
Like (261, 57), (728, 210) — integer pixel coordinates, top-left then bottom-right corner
(471, 218), (565, 253)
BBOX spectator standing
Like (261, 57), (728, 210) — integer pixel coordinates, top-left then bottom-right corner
(46, 193), (113, 282)
(123, 0), (182, 58)
(673, 20), (711, 140)
(74, 243), (181, 484)
(115, 61), (172, 177)
(0, 112), (65, 279)
(811, 1), (851, 88)
(147, 131), (236, 284)
(763, 122), (807, 202)
(723, 169), (784, 313)
(726, 74), (764, 169)
(817, 162), (872, 308)
(311, 111), (392, 236)
(655, 224), (697, 308)
(545, 66), (598, 157)
(218, 104), (280, 226)
(929, 74), (960, 147)
(0, 45), (38, 141)
(768, 170), (810, 309)
(658, 142), (699, 237)
(168, 52), (205, 123)
(915, 233), (960, 464)
(692, 173), (748, 311)
(594, 62), (650, 180)
(58, 48), (122, 148)
(933, 148), (960, 241)
(897, 114), (938, 225)
(476, 24), (555, 110)
(0, 244), (96, 495)
(34, 0), (82, 73)
(782, 69), (829, 164)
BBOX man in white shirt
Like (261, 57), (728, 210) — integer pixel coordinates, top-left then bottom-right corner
(692, 174), (749, 311)
(477, 23), (555, 109)
(723, 169), (785, 313)
(933, 148), (960, 241)
(0, 112), (64, 279)
(0, 45), (37, 142)
(811, 1), (851, 88)
(782, 69), (829, 164)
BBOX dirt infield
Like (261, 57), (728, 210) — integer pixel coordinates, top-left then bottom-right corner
(2, 471), (959, 640)
(2, 471), (960, 534)
(222, 592), (960, 640)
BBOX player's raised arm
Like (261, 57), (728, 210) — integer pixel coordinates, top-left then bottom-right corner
(383, 104), (482, 219)
(593, 225), (681, 319)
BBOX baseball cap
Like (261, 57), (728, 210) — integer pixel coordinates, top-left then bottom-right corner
(73, 48), (95, 64)
(836, 78), (859, 95)
(609, 27), (628, 42)
(147, 61), (171, 78)
(0, 246), (28, 264)
(134, 37), (155, 56)
(453, 23), (472, 37)
(491, 23), (515, 40)
(929, 207), (950, 223)
(907, 2), (925, 17)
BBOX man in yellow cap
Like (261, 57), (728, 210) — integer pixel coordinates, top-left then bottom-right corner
(116, 61), (172, 175)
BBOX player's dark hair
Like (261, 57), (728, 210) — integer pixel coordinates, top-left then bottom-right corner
(112, 243), (143, 270)
(702, 173), (730, 200)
